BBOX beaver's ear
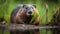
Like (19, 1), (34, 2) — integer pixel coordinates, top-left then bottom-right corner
(23, 4), (26, 8)
(33, 5), (36, 8)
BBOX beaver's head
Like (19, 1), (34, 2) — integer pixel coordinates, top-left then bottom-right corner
(22, 4), (36, 17)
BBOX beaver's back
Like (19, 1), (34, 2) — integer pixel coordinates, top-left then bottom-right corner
(10, 5), (23, 23)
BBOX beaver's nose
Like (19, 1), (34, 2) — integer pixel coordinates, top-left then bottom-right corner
(28, 11), (32, 14)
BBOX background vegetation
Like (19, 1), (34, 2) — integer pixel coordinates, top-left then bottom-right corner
(0, 0), (60, 34)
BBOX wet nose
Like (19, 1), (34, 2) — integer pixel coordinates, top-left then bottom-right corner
(28, 11), (32, 14)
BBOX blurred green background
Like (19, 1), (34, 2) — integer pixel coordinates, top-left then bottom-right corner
(0, 0), (60, 34)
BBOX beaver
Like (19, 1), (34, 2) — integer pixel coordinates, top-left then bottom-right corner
(10, 4), (40, 34)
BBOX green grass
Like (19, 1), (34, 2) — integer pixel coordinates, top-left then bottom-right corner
(0, 0), (59, 34)
(0, 30), (10, 34)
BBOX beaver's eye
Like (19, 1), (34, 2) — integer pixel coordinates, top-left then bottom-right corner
(26, 7), (28, 9)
